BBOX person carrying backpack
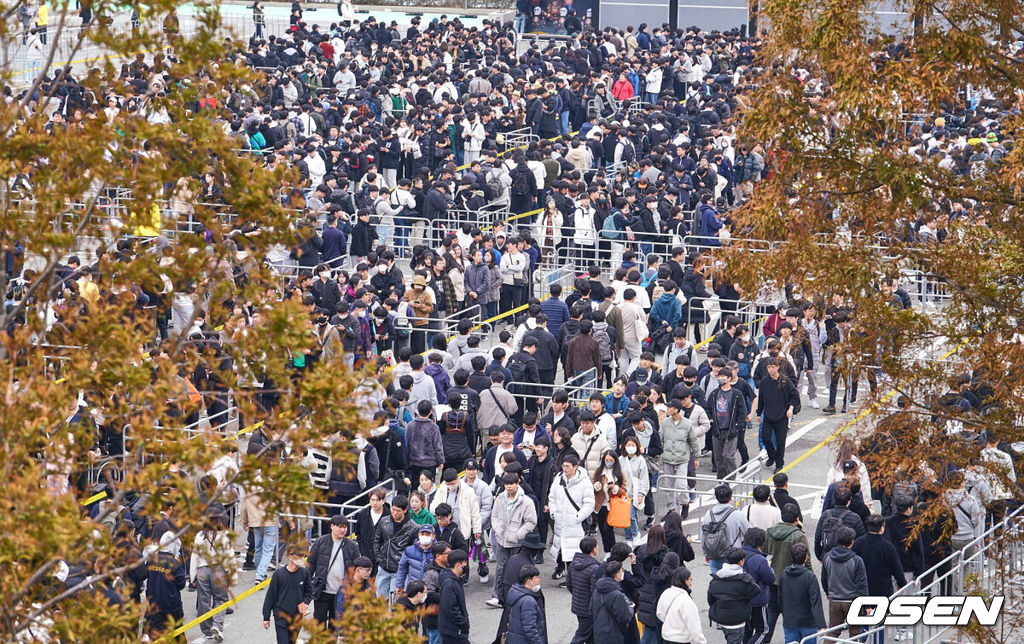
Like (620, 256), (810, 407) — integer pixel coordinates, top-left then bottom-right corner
(813, 486), (866, 561)
(700, 484), (751, 575)
(509, 155), (537, 216)
(591, 310), (617, 388)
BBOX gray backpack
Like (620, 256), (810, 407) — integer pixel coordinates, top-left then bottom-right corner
(702, 507), (737, 560)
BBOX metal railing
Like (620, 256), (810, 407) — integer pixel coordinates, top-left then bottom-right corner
(802, 503), (1024, 644)
(279, 478), (398, 533)
(505, 368), (599, 415)
(502, 127), (538, 152)
(659, 472), (822, 518)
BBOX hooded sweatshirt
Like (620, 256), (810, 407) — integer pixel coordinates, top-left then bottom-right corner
(707, 562), (759, 627)
(409, 370), (439, 407)
(821, 546), (868, 601)
(424, 362), (450, 403)
(778, 564), (827, 630)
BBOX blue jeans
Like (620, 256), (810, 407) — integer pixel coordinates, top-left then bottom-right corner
(709, 558), (724, 575)
(253, 525), (278, 582)
(514, 14), (525, 32)
(645, 92), (659, 105)
(572, 368), (596, 400)
(376, 569), (397, 597)
(559, 111), (570, 135)
(784, 626), (819, 643)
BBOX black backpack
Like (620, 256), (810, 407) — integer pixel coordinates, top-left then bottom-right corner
(818, 508), (848, 556)
(511, 167), (532, 197)
(506, 357), (529, 393)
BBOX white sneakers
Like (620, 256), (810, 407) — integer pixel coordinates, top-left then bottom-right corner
(485, 597), (501, 608)
(809, 399), (820, 409)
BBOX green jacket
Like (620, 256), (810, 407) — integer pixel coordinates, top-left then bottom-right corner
(764, 523), (812, 584)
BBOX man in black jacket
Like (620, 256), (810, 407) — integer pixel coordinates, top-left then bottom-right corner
(308, 515), (360, 625)
(772, 472), (803, 523)
(439, 549), (471, 644)
(756, 357), (800, 472)
(814, 486), (866, 561)
(852, 514), (905, 597)
(143, 534), (188, 640)
(565, 537), (601, 644)
(885, 494), (925, 580)
(590, 561), (636, 644)
(372, 495), (419, 597)
(707, 547), (760, 644)
(778, 543), (826, 643)
(349, 209), (378, 261)
(524, 313), (560, 394)
(510, 338), (542, 415)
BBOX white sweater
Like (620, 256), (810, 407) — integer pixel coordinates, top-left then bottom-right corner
(657, 586), (707, 644)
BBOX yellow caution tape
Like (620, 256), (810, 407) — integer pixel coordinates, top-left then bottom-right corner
(81, 491), (107, 506)
(163, 577), (272, 640)
(236, 420), (264, 436)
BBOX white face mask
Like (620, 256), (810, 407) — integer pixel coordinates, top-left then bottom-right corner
(531, 583), (541, 592)
(354, 437), (368, 449)
(604, 460), (615, 468)
(419, 535), (433, 547)
(378, 265), (388, 273)
(625, 445), (637, 455)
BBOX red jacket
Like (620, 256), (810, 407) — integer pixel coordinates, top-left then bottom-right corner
(612, 79), (635, 101)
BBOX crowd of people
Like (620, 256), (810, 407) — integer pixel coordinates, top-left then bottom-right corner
(6, 2), (1023, 644)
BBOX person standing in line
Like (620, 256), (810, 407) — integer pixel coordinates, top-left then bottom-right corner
(372, 495), (420, 598)
(144, 532), (188, 641)
(763, 503), (810, 641)
(590, 561), (638, 644)
(706, 548), (760, 644)
(36, 0), (49, 44)
(708, 367), (747, 478)
(438, 549), (471, 644)
(821, 527), (868, 637)
(778, 543), (827, 644)
(565, 536), (602, 644)
(505, 564), (547, 644)
(657, 568), (707, 644)
(262, 544), (313, 644)
(307, 515), (359, 626)
(487, 473), (538, 605)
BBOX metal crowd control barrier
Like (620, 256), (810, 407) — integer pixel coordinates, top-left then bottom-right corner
(514, 32), (574, 57)
(502, 127), (537, 152)
(802, 503), (1024, 644)
(626, 100), (652, 116)
(280, 478), (398, 533)
(505, 369), (599, 416)
(681, 234), (779, 255)
(658, 472), (821, 518)
(391, 215), (431, 257)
